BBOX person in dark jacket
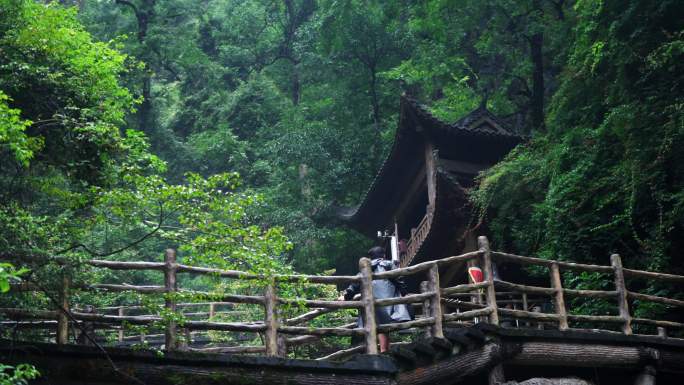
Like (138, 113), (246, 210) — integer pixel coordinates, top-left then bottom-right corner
(338, 246), (411, 352)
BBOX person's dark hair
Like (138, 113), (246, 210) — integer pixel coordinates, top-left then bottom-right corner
(367, 246), (386, 260)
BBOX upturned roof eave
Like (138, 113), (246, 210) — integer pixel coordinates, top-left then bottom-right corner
(340, 95), (523, 237)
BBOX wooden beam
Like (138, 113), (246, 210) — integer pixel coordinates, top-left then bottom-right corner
(264, 281), (279, 356)
(428, 265), (444, 338)
(611, 254), (633, 335)
(550, 263), (568, 330)
(438, 158), (490, 175)
(424, 140), (437, 208)
(420, 281), (431, 338)
(360, 257), (378, 354)
(164, 249), (178, 351)
(479, 236), (499, 326)
(56, 273), (70, 345)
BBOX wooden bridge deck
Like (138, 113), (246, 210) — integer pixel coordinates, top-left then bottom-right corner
(2, 325), (684, 385)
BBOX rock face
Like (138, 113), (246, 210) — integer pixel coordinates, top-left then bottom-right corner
(503, 378), (593, 385)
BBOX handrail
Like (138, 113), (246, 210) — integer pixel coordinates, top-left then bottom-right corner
(4, 236), (684, 359)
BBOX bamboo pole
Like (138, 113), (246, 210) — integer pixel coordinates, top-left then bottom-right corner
(56, 273), (70, 345)
(479, 236), (499, 325)
(428, 264), (444, 338)
(264, 281), (279, 356)
(359, 257), (378, 354)
(611, 254), (632, 335)
(550, 263), (568, 330)
(164, 249), (178, 350)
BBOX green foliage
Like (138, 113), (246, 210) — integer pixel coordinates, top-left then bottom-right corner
(0, 91), (39, 166)
(0, 363), (39, 385)
(472, 0), (684, 317)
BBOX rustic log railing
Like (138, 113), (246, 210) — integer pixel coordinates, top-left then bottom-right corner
(2, 236), (684, 359)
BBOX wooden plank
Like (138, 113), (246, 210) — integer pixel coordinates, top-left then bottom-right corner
(550, 263), (568, 330)
(479, 236), (499, 326)
(164, 249), (178, 351)
(428, 265), (444, 338)
(611, 254), (632, 335)
(360, 257), (378, 354)
(264, 282), (279, 356)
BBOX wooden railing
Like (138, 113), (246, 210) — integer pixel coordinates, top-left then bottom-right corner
(403, 206), (433, 267)
(2, 236), (684, 359)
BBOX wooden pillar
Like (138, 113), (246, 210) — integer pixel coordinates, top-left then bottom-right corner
(56, 273), (70, 345)
(420, 281), (432, 338)
(634, 365), (656, 385)
(611, 254), (632, 335)
(478, 236), (499, 326)
(428, 264), (444, 338)
(359, 257), (378, 354)
(550, 263), (569, 330)
(424, 140), (437, 208)
(522, 293), (530, 327)
(118, 306), (125, 342)
(264, 280), (280, 356)
(209, 302), (216, 319)
(164, 248), (178, 350)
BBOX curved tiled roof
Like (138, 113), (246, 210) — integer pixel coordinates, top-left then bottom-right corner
(339, 94), (523, 236)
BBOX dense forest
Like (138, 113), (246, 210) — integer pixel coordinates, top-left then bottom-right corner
(1, 0), (683, 373)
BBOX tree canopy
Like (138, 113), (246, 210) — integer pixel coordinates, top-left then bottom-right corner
(0, 0), (683, 356)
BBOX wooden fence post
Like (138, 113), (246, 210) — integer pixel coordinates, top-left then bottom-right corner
(118, 306), (124, 342)
(611, 254), (632, 335)
(264, 280), (280, 356)
(420, 281), (431, 338)
(56, 273), (70, 345)
(209, 302), (216, 319)
(359, 257), (378, 355)
(428, 264), (444, 339)
(478, 236), (499, 326)
(164, 248), (179, 350)
(550, 263), (569, 330)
